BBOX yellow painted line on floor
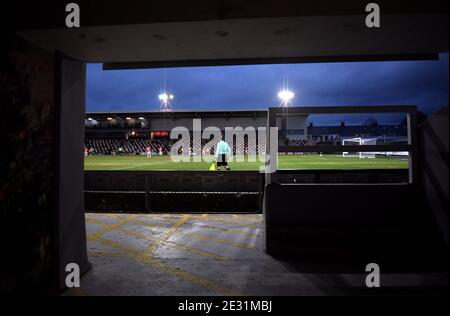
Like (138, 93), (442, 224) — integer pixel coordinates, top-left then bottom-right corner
(114, 226), (226, 261)
(64, 287), (89, 296)
(86, 213), (246, 294)
(86, 213), (121, 220)
(88, 214), (226, 260)
(139, 255), (243, 296)
(187, 232), (255, 251)
(130, 218), (171, 230)
(145, 214), (191, 254)
(88, 235), (141, 253)
(165, 240), (227, 260)
(147, 216), (180, 223)
(89, 215), (137, 239)
(90, 235), (242, 296)
(195, 224), (259, 238)
(86, 217), (110, 227)
(134, 215), (243, 295)
(196, 218), (258, 229)
(144, 214), (260, 228)
(183, 214), (260, 227)
(88, 251), (131, 258)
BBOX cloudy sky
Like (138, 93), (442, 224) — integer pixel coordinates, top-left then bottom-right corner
(87, 53), (448, 123)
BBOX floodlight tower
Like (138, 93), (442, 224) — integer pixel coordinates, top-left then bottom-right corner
(278, 90), (294, 107)
(158, 92), (175, 111)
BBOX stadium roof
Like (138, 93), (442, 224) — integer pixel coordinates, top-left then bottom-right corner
(85, 109), (269, 120)
(86, 109), (268, 114)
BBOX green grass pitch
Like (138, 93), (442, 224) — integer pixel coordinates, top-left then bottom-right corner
(84, 154), (408, 171)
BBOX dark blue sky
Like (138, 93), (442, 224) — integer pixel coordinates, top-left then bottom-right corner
(87, 54), (448, 122)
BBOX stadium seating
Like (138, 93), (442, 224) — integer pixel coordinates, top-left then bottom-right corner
(85, 137), (170, 155)
(85, 132), (267, 155)
(289, 139), (308, 146)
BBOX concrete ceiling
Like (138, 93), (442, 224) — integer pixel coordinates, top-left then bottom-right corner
(15, 1), (449, 67)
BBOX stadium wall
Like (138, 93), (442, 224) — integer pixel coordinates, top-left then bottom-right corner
(420, 106), (449, 245)
(263, 182), (448, 265)
(84, 169), (409, 213)
(85, 171), (264, 213)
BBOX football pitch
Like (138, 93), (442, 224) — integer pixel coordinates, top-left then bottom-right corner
(84, 154), (408, 171)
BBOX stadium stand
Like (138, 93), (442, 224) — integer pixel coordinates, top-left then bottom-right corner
(85, 136), (170, 155)
(85, 133), (266, 156)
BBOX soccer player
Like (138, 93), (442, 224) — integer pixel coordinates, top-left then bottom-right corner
(215, 139), (231, 171)
(146, 146), (152, 159)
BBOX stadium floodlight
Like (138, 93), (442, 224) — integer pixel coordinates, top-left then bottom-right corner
(126, 117), (132, 120)
(158, 93), (166, 101)
(107, 117), (113, 120)
(158, 93), (174, 102)
(159, 92), (175, 111)
(138, 117), (145, 120)
(278, 90), (294, 107)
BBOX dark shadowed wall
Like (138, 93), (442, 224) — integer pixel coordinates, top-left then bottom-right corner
(0, 38), (57, 294)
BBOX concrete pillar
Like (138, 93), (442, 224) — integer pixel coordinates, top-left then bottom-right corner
(55, 52), (90, 290)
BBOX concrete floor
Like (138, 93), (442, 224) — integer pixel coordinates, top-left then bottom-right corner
(66, 213), (448, 296)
